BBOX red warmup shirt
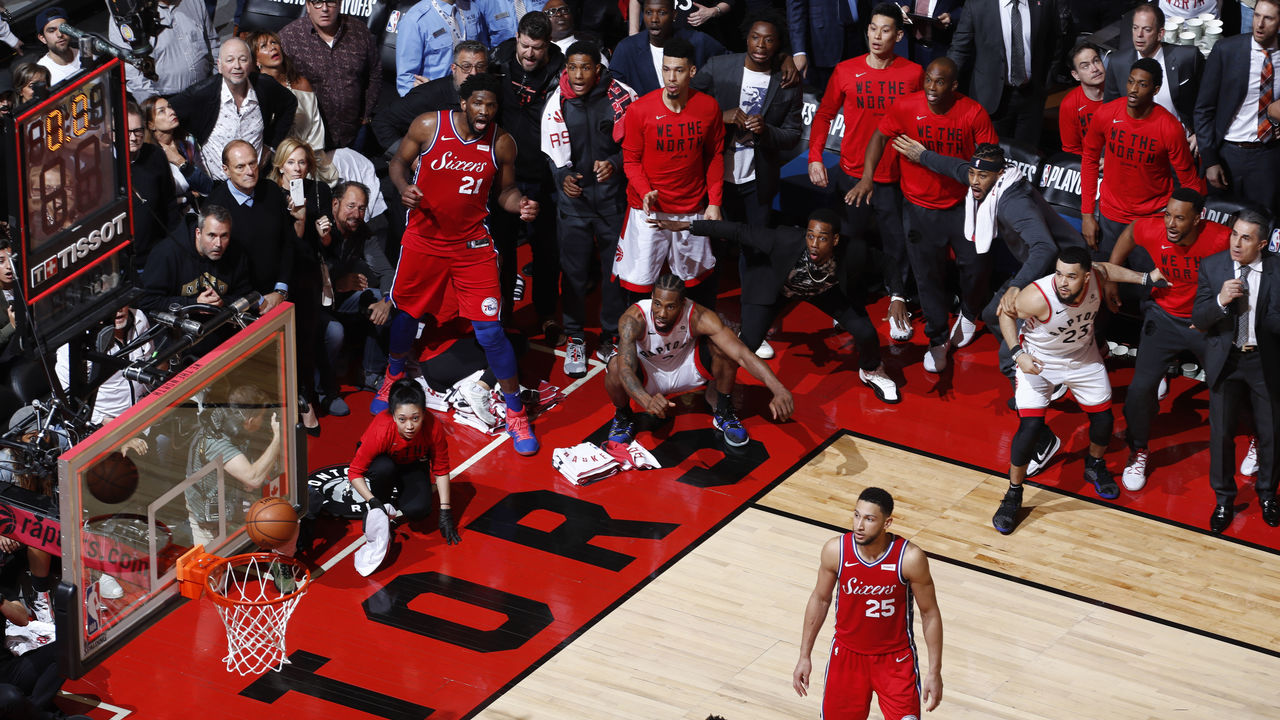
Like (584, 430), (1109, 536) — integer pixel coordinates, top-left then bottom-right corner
(1058, 85), (1104, 155)
(878, 91), (998, 209)
(1131, 216), (1231, 318)
(833, 533), (912, 654)
(623, 88), (725, 213)
(1081, 100), (1205, 222)
(809, 54), (923, 183)
(349, 412), (451, 479)
(404, 111), (500, 252)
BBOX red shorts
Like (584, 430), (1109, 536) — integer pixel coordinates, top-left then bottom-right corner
(821, 641), (920, 720)
(390, 239), (502, 323)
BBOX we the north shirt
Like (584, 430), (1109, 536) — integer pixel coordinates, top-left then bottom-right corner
(810, 54), (923, 183)
(623, 89), (725, 213)
(1058, 85), (1104, 155)
(1132, 215), (1230, 317)
(878, 91), (998, 209)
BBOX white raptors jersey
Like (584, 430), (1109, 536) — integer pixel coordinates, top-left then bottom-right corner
(634, 298), (696, 374)
(1022, 270), (1102, 366)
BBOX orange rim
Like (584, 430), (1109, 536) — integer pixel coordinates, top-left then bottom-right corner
(203, 553), (311, 608)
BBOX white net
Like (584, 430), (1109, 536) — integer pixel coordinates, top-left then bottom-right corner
(205, 554), (311, 675)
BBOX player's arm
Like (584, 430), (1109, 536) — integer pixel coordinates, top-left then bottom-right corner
(903, 542), (944, 712)
(849, 129), (889, 206)
(616, 308), (675, 416)
(1102, 223), (1139, 311)
(222, 413), (282, 490)
(495, 131), (538, 221)
(1002, 285), (1049, 375)
(1079, 115), (1105, 249)
(1093, 261), (1167, 288)
(390, 112), (438, 208)
(808, 78), (845, 187)
(703, 105), (726, 220)
(792, 536), (840, 697)
(694, 306), (793, 421)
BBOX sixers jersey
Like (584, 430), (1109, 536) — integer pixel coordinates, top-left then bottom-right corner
(1022, 271), (1103, 365)
(833, 533), (913, 654)
(634, 298), (696, 374)
(405, 111), (499, 251)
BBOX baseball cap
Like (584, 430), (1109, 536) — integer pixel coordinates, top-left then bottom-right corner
(35, 7), (69, 34)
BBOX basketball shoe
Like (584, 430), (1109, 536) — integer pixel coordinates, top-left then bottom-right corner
(1026, 428), (1060, 477)
(607, 413), (636, 446)
(1122, 449), (1148, 491)
(992, 484), (1023, 534)
(1241, 437), (1259, 477)
(755, 340), (775, 359)
(463, 381), (496, 426)
(369, 369), (404, 415)
(949, 314), (978, 348)
(923, 341), (950, 373)
(506, 408), (539, 456)
(1084, 456), (1120, 499)
(859, 366), (900, 404)
(564, 336), (588, 378)
(712, 404), (750, 447)
(595, 335), (619, 364)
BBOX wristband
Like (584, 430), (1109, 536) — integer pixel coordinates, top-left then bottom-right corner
(1011, 344), (1024, 361)
(1141, 272), (1150, 286)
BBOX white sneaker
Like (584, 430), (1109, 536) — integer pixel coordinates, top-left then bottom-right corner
(755, 340), (775, 359)
(1241, 437), (1259, 477)
(1026, 429), (1061, 477)
(949, 314), (978, 348)
(32, 590), (53, 625)
(923, 342), (949, 373)
(464, 381), (495, 426)
(1122, 449), (1149, 491)
(97, 573), (124, 599)
(1157, 376), (1169, 401)
(859, 366), (900, 404)
(564, 337), (587, 378)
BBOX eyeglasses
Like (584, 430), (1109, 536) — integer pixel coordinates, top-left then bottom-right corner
(306, 0), (340, 7)
(454, 62), (488, 73)
(545, 7), (570, 16)
(127, 128), (146, 136)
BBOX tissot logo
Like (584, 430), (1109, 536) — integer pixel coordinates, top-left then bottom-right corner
(29, 211), (128, 288)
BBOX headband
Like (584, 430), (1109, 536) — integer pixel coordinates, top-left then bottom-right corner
(971, 157), (1004, 172)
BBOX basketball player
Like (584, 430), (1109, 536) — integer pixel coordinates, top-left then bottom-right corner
(604, 273), (793, 449)
(993, 248), (1168, 534)
(386, 73), (541, 456)
(619, 37), (725, 304)
(792, 487), (943, 720)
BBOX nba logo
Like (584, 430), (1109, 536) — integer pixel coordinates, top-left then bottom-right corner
(386, 10), (400, 33)
(85, 582), (101, 636)
(1269, 228), (1280, 255)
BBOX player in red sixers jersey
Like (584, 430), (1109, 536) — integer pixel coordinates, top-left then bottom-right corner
(1059, 41), (1107, 156)
(808, 4), (922, 341)
(793, 487), (943, 720)
(385, 73), (542, 455)
(1106, 189), (1232, 491)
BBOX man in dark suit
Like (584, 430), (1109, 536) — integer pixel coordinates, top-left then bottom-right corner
(786, 0), (869, 89)
(1194, 0), (1280, 215)
(613, 0), (726, 95)
(690, 9), (803, 229)
(1103, 3), (1203, 135)
(1190, 208), (1280, 533)
(948, 0), (1066, 144)
(371, 40), (488, 155)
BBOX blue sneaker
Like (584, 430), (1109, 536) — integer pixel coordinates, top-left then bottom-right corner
(506, 408), (539, 456)
(607, 414), (636, 445)
(712, 405), (750, 447)
(1084, 457), (1120, 499)
(369, 370), (404, 415)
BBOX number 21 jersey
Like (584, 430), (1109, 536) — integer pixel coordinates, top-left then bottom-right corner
(405, 110), (499, 252)
(833, 533), (912, 654)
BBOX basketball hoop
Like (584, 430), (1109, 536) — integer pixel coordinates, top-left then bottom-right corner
(177, 546), (311, 675)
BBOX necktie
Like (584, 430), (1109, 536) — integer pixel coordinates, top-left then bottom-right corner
(1009, 0), (1027, 86)
(515, 0), (527, 20)
(840, 0), (859, 24)
(1236, 265), (1251, 348)
(1260, 49), (1274, 141)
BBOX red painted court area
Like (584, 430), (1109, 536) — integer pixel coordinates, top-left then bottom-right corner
(61, 293), (1277, 719)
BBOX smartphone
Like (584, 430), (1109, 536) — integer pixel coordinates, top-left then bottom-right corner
(289, 178), (305, 207)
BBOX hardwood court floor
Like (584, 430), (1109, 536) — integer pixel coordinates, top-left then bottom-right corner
(478, 435), (1280, 719)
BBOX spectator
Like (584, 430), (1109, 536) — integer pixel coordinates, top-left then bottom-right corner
(142, 95), (215, 212)
(903, 0), (962, 67)
(139, 204), (253, 313)
(1195, 0), (1280, 215)
(547, 0), (608, 62)
(1059, 40), (1106, 156)
(613, 0), (726, 95)
(372, 39), (488, 153)
(785, 0), (872, 89)
(126, 102), (178, 269)
(34, 8), (79, 87)
(11, 63), (50, 103)
(168, 38), (298, 182)
(279, 0), (382, 150)
(395, 0), (507, 95)
(540, 41), (636, 376)
(108, 0), (219, 101)
(1104, 3), (1203, 136)
(948, 0), (1067, 144)
(1082, 58), (1204, 259)
(252, 30), (325, 153)
(0, 5), (23, 59)
(55, 307), (153, 425)
(490, 11), (565, 340)
(0, 239), (16, 354)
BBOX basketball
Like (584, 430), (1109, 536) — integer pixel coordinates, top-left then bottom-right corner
(245, 497), (298, 549)
(85, 452), (139, 504)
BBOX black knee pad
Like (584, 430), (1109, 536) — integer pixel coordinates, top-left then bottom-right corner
(1010, 415), (1046, 467)
(1087, 411), (1114, 447)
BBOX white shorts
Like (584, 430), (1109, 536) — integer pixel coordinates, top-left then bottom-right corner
(615, 209), (715, 292)
(1015, 350), (1111, 415)
(639, 339), (713, 396)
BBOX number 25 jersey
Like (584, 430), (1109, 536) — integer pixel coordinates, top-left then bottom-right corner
(405, 110), (498, 251)
(834, 533), (912, 654)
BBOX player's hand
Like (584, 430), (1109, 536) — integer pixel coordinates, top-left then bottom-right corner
(1219, 278), (1246, 307)
(704, 205), (723, 221)
(315, 215), (332, 243)
(412, 74), (429, 87)
(1187, 130), (1199, 156)
(922, 670), (944, 711)
(439, 507), (461, 545)
(643, 189), (660, 214)
(769, 389), (794, 422)
(779, 54), (800, 88)
(1081, 215), (1100, 251)
(1148, 268), (1169, 288)
(687, 1), (716, 26)
(1016, 352), (1044, 375)
(401, 184), (424, 209)
(563, 173), (584, 198)
(1103, 280), (1121, 313)
(886, 297), (911, 330)
(648, 217), (691, 232)
(122, 437), (149, 457)
(368, 299), (393, 326)
(518, 197), (539, 222)
(6, 305), (14, 328)
(1, 599), (30, 627)
(792, 656), (812, 696)
(891, 135), (927, 164)
(808, 161), (829, 188)
(792, 53), (808, 79)
(594, 160), (614, 183)
(259, 291), (285, 313)
(743, 114), (764, 134)
(196, 285), (224, 306)
(0, 537), (20, 553)
(269, 412), (281, 437)
(1206, 164), (1228, 189)
(845, 177), (874, 207)
(724, 107), (749, 127)
(938, 12), (952, 26)
(641, 393), (676, 418)
(998, 286), (1020, 317)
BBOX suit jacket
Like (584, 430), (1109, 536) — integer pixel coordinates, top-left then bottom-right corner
(948, 0), (1063, 113)
(1191, 250), (1280, 390)
(168, 72), (298, 152)
(785, 0), (870, 69)
(1194, 34), (1255, 170)
(1103, 43), (1204, 129)
(207, 180), (297, 297)
(690, 53), (803, 203)
(611, 28), (726, 96)
(690, 220), (860, 305)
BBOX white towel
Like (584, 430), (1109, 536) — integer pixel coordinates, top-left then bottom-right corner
(963, 166), (1023, 255)
(354, 508), (390, 577)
